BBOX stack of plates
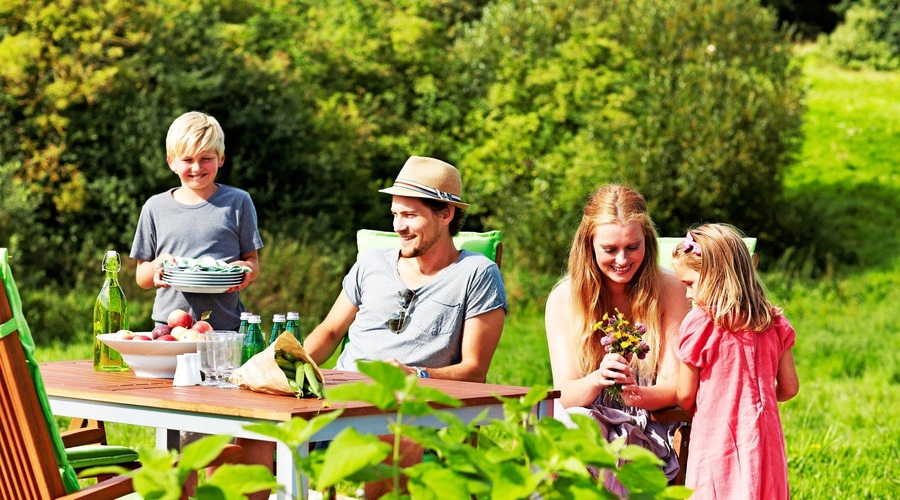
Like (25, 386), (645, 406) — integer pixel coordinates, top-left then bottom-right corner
(162, 269), (244, 294)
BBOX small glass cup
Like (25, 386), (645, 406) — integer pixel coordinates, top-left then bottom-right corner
(214, 331), (244, 389)
(196, 332), (220, 386)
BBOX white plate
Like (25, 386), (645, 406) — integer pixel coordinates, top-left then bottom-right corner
(164, 269), (245, 276)
(163, 277), (243, 285)
(168, 283), (233, 294)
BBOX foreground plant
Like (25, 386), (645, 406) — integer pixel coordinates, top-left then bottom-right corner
(82, 434), (277, 500)
(87, 361), (691, 499)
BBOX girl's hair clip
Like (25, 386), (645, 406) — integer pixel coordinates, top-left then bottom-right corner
(682, 232), (701, 256)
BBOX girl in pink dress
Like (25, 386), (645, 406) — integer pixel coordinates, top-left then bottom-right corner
(672, 224), (800, 500)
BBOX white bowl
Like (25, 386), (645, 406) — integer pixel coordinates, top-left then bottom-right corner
(97, 333), (198, 378)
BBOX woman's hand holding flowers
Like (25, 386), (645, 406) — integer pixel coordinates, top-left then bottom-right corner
(593, 309), (651, 403)
(593, 353), (635, 389)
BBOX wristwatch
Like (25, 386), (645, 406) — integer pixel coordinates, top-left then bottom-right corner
(414, 366), (430, 379)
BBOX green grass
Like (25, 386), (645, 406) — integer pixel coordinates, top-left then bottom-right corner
(34, 46), (900, 497)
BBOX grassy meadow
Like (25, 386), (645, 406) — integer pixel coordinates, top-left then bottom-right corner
(37, 48), (900, 498)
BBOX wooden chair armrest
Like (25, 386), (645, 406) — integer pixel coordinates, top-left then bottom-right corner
(59, 474), (134, 500)
(206, 443), (243, 467)
(650, 406), (692, 424)
(60, 427), (108, 448)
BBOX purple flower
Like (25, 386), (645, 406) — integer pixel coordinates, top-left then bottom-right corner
(600, 336), (613, 346)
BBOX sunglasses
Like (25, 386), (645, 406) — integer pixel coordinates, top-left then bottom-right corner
(388, 288), (415, 334)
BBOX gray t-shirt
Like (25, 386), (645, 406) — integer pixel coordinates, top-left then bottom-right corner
(336, 248), (507, 371)
(130, 185), (264, 330)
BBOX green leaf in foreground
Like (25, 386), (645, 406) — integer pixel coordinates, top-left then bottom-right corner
(316, 427), (391, 488)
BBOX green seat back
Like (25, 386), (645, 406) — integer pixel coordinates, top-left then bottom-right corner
(657, 237), (757, 271)
(356, 229), (503, 264)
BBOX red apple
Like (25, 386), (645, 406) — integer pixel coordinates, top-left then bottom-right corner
(192, 320), (213, 334)
(151, 324), (171, 339)
(156, 334), (177, 341)
(167, 308), (194, 328)
(134, 335), (152, 341)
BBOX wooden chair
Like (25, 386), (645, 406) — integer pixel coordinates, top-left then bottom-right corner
(1, 248), (242, 498)
(0, 289), (135, 498)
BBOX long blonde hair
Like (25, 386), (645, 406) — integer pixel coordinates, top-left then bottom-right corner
(672, 223), (777, 332)
(565, 184), (664, 382)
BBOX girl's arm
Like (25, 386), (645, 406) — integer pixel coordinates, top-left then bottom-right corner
(546, 281), (632, 408)
(621, 271), (691, 410)
(775, 348), (800, 402)
(675, 361), (699, 415)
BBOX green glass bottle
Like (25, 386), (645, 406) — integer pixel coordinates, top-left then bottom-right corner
(93, 250), (129, 372)
(285, 311), (303, 344)
(269, 313), (286, 344)
(241, 314), (266, 364)
(238, 311), (252, 336)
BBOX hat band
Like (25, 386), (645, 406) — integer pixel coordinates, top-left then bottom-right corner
(393, 179), (462, 204)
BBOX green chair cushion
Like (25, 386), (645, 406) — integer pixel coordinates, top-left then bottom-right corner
(65, 445), (140, 469)
(657, 237), (757, 271)
(356, 229), (502, 263)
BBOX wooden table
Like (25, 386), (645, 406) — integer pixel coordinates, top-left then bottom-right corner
(42, 360), (557, 499)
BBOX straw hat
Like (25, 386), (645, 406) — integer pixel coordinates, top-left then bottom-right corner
(379, 156), (469, 209)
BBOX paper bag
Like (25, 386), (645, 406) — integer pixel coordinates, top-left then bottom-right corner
(230, 332), (324, 396)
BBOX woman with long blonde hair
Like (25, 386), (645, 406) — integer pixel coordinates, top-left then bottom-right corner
(545, 184), (691, 489)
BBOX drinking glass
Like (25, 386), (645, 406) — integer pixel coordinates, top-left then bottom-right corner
(196, 332), (219, 386)
(214, 331), (244, 389)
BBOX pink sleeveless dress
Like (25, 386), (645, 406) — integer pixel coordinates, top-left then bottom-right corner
(678, 307), (795, 499)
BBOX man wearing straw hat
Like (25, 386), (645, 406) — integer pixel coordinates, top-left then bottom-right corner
(305, 155), (508, 382)
(298, 156), (508, 497)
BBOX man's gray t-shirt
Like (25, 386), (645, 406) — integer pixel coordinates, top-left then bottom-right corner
(336, 248), (507, 371)
(130, 185), (263, 330)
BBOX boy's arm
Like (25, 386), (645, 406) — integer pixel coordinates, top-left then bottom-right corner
(675, 361), (699, 415)
(135, 254), (176, 289)
(776, 348), (799, 402)
(303, 292), (359, 366)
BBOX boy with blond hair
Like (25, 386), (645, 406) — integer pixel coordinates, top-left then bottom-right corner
(131, 111), (263, 330)
(130, 110), (268, 496)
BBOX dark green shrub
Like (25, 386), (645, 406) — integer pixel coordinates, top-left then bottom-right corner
(819, 0), (900, 70)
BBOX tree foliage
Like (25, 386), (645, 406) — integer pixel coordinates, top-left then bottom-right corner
(1, 0), (805, 288)
(453, 0), (804, 270)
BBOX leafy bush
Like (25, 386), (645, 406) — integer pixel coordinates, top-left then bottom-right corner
(454, 0), (804, 270)
(819, 0), (900, 70)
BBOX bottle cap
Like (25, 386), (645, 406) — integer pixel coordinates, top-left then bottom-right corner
(273, 314), (286, 322)
(249, 315), (261, 323)
(286, 311), (300, 320)
(240, 311), (253, 320)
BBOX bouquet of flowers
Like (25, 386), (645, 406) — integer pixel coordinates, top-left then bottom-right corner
(593, 309), (650, 403)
